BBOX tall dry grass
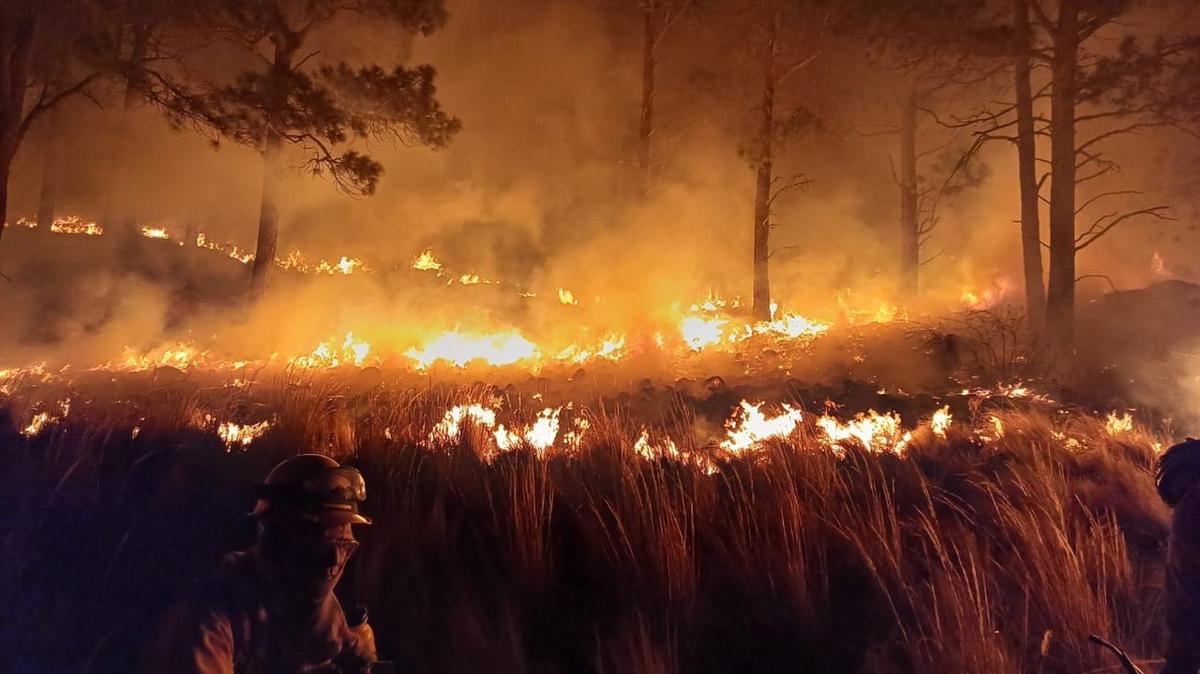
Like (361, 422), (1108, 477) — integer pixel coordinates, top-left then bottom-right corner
(0, 377), (1173, 673)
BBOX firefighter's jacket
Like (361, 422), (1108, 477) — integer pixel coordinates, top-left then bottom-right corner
(140, 550), (374, 673)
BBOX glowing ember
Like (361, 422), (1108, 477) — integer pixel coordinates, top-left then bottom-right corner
(217, 420), (272, 449)
(50, 216), (103, 236)
(406, 331), (538, 369)
(930, 405), (952, 439)
(1105, 411), (1134, 436)
(816, 410), (909, 456)
(719, 400), (805, 454)
(412, 249), (443, 271)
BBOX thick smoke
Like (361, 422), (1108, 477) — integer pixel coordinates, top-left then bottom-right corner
(0, 0), (1196, 385)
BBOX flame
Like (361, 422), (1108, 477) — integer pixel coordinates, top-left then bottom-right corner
(50, 216), (103, 236)
(20, 399), (70, 437)
(634, 429), (681, 460)
(290, 333), (371, 369)
(494, 407), (562, 456)
(196, 232), (254, 264)
(217, 420), (272, 449)
(987, 415), (1005, 439)
(121, 342), (206, 370)
(140, 226), (170, 240)
(318, 256), (368, 275)
(431, 404), (499, 443)
(930, 405), (952, 439)
(731, 311), (830, 343)
(816, 409), (909, 456)
(680, 315), (726, 351)
(1105, 411), (1134, 436)
(412, 249), (443, 271)
(961, 278), (1012, 310)
(719, 400), (805, 454)
(406, 331), (538, 369)
(558, 288), (579, 306)
(555, 334), (627, 365)
(1152, 252), (1170, 278)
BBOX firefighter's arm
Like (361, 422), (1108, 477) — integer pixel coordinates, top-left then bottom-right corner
(140, 598), (236, 674)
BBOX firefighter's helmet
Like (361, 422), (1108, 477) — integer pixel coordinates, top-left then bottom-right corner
(251, 454), (372, 525)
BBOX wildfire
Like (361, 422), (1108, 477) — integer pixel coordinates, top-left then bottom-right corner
(558, 288), (579, 306)
(217, 420), (272, 450)
(719, 400), (805, 455)
(412, 249), (443, 272)
(731, 311), (830, 343)
(50, 216), (103, 236)
(930, 405), (952, 439)
(196, 232), (254, 264)
(317, 256), (368, 275)
(140, 226), (170, 240)
(406, 331), (539, 370)
(121, 342), (206, 370)
(494, 407), (562, 456)
(427, 404), (588, 461)
(961, 278), (1012, 310)
(816, 409), (909, 457)
(20, 399), (70, 437)
(634, 429), (682, 460)
(430, 404), (499, 443)
(680, 315), (727, 351)
(290, 333), (371, 369)
(1105, 411), (1134, 436)
(555, 334), (627, 365)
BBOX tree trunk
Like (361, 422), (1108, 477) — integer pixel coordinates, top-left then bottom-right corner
(0, 149), (11, 248)
(250, 34), (299, 294)
(251, 133), (281, 293)
(101, 29), (148, 250)
(1013, 0), (1045, 329)
(1045, 0), (1079, 354)
(101, 80), (143, 246)
(35, 103), (63, 229)
(898, 86), (919, 297)
(637, 0), (657, 197)
(751, 16), (779, 323)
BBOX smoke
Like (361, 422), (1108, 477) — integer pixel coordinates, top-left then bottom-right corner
(0, 0), (1196, 395)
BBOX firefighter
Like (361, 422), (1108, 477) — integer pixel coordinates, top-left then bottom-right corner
(1158, 438), (1200, 674)
(141, 454), (378, 673)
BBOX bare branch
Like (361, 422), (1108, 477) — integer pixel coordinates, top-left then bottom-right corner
(1075, 206), (1173, 251)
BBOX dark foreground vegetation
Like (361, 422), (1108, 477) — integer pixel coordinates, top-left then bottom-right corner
(0, 374), (1174, 674)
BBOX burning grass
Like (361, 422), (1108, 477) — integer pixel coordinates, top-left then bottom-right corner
(0, 373), (1173, 674)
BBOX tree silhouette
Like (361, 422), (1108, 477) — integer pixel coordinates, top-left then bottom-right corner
(158, 0), (460, 291)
